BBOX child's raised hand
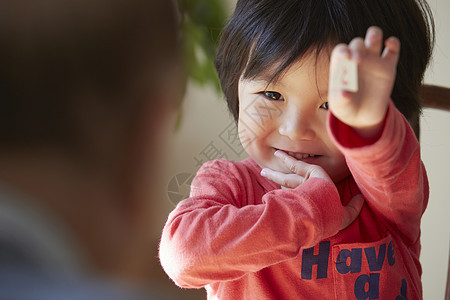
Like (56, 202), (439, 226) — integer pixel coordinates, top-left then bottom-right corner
(260, 150), (364, 230)
(328, 26), (400, 138)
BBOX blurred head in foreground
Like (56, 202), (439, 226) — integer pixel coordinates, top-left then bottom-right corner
(0, 0), (181, 296)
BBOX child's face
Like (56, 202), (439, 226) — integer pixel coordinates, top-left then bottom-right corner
(238, 51), (350, 183)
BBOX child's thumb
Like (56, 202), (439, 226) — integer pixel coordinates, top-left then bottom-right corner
(341, 194), (365, 230)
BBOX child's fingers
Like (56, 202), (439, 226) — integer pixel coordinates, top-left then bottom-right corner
(331, 43), (351, 61)
(260, 168), (305, 189)
(274, 150), (315, 177)
(364, 26), (383, 55)
(382, 36), (401, 65)
(348, 37), (366, 62)
(341, 194), (365, 230)
(273, 150), (332, 183)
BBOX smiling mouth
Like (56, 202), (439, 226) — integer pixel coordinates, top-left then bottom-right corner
(275, 148), (321, 161)
(287, 152), (319, 160)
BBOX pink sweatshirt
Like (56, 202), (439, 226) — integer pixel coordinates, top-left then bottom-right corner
(160, 102), (429, 300)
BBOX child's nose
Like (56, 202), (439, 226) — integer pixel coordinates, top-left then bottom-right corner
(278, 109), (315, 141)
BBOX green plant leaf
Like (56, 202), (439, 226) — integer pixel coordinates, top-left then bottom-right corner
(177, 0), (227, 92)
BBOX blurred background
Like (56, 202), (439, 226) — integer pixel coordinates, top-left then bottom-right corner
(157, 0), (450, 298)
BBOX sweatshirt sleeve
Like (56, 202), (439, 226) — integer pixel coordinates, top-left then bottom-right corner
(327, 101), (429, 245)
(159, 159), (343, 288)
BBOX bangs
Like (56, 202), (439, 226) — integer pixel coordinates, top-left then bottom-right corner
(216, 0), (434, 125)
(241, 0), (354, 83)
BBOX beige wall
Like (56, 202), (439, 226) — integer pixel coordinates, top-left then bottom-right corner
(421, 0), (450, 299)
(160, 0), (450, 298)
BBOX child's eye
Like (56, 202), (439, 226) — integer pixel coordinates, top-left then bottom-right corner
(320, 102), (329, 110)
(262, 91), (284, 101)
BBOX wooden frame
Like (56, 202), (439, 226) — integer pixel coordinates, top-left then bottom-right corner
(409, 84), (450, 139)
(420, 84), (450, 111)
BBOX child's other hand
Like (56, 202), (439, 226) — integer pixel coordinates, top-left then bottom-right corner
(328, 26), (400, 138)
(261, 150), (364, 230)
(341, 194), (364, 230)
(260, 150), (333, 188)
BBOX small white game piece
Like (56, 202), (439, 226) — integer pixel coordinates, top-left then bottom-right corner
(330, 59), (358, 92)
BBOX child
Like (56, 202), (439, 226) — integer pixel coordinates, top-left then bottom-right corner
(160, 0), (434, 299)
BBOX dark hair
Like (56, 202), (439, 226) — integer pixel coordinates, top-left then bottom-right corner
(0, 0), (180, 152)
(215, 0), (434, 126)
